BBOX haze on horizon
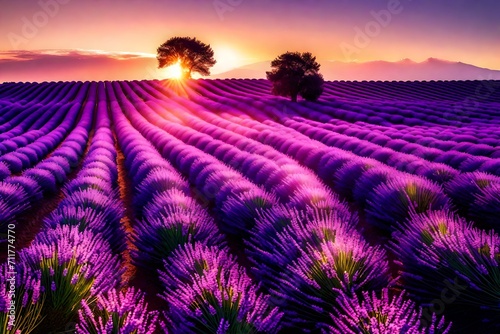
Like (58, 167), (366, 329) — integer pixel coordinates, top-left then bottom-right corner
(1, 0), (499, 82)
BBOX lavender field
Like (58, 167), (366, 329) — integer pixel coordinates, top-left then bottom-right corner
(1, 79), (500, 333)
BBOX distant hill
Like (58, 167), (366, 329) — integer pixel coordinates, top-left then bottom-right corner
(211, 58), (500, 81)
(2, 50), (499, 82)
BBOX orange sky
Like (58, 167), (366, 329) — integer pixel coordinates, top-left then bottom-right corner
(1, 0), (499, 81)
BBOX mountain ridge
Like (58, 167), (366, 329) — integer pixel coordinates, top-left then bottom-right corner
(211, 58), (500, 81)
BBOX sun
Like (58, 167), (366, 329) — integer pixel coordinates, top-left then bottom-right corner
(163, 60), (184, 80)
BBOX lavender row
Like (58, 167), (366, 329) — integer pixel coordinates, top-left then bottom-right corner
(0, 85), (129, 332)
(0, 85), (95, 229)
(0, 82), (84, 140)
(276, 118), (500, 229)
(136, 81), (391, 331)
(171, 80), (500, 233)
(0, 104), (72, 167)
(43, 86), (126, 255)
(139, 81), (452, 332)
(336, 117), (500, 147)
(0, 82), (77, 131)
(133, 81), (346, 213)
(108, 81), (224, 267)
(109, 81), (282, 332)
(286, 116), (500, 174)
(391, 210), (500, 331)
(294, 115), (500, 158)
(0, 84), (91, 176)
(115, 80), (276, 235)
(184, 92), (456, 232)
(321, 80), (500, 104)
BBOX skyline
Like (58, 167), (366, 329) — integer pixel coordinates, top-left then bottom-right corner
(1, 0), (499, 82)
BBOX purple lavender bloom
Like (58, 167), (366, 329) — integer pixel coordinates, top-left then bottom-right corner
(134, 169), (188, 210)
(275, 235), (390, 330)
(470, 183), (500, 231)
(325, 289), (451, 334)
(133, 198), (225, 269)
(0, 154), (24, 173)
(317, 151), (353, 185)
(23, 168), (58, 194)
(333, 158), (380, 201)
(37, 161), (68, 183)
(63, 176), (114, 195)
(44, 205), (125, 254)
(77, 288), (162, 334)
(459, 156), (490, 172)
(220, 188), (278, 235)
(478, 159), (500, 177)
(57, 188), (124, 229)
(19, 225), (122, 326)
(392, 210), (500, 325)
(0, 263), (44, 332)
(159, 243), (283, 333)
(417, 163), (459, 184)
(4, 175), (43, 203)
(0, 181), (30, 226)
(247, 205), (358, 289)
(366, 175), (452, 231)
(444, 172), (500, 216)
(352, 166), (394, 208)
(0, 161), (10, 181)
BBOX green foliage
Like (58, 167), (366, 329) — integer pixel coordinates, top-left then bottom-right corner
(266, 52), (324, 102)
(157, 36), (216, 79)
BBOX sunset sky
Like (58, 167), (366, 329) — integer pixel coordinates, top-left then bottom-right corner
(1, 0), (499, 82)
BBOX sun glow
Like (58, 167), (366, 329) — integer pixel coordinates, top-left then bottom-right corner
(163, 60), (184, 79)
(211, 46), (248, 74)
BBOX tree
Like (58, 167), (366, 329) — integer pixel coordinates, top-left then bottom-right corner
(157, 37), (216, 79)
(266, 52), (324, 102)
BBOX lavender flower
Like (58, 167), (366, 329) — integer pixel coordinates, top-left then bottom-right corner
(134, 169), (188, 210)
(352, 166), (394, 208)
(366, 175), (452, 231)
(220, 188), (278, 235)
(333, 158), (380, 200)
(325, 289), (451, 334)
(19, 225), (122, 329)
(160, 243), (283, 333)
(0, 263), (44, 333)
(470, 183), (500, 230)
(133, 199), (225, 269)
(392, 210), (500, 326)
(444, 172), (500, 216)
(246, 205), (358, 289)
(274, 235), (390, 330)
(0, 161), (9, 181)
(0, 181), (30, 227)
(77, 288), (163, 333)
(44, 201), (125, 254)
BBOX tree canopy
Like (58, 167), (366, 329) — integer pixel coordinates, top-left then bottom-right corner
(266, 52), (324, 102)
(157, 37), (216, 79)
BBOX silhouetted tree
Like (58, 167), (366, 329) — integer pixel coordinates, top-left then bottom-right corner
(300, 73), (324, 101)
(157, 37), (216, 79)
(266, 52), (324, 102)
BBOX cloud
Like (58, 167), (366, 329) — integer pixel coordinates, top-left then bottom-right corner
(0, 49), (161, 83)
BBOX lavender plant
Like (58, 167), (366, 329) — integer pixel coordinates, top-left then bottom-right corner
(77, 288), (165, 333)
(0, 263), (44, 333)
(160, 243), (283, 333)
(133, 200), (225, 269)
(366, 175), (452, 231)
(392, 210), (500, 327)
(274, 235), (391, 330)
(19, 225), (123, 331)
(325, 289), (451, 334)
